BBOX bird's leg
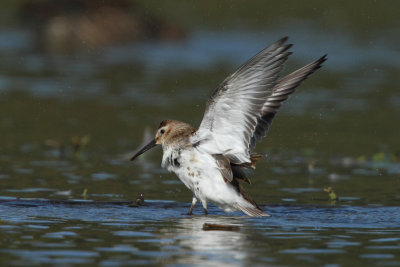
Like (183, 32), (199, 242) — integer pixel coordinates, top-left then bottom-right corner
(202, 200), (208, 215)
(187, 196), (197, 215)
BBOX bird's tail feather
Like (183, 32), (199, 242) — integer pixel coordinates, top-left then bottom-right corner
(237, 203), (270, 217)
(237, 191), (270, 217)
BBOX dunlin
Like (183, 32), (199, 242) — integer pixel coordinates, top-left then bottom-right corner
(131, 37), (326, 216)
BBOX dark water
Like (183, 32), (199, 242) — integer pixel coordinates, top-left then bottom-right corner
(1, 1), (400, 266)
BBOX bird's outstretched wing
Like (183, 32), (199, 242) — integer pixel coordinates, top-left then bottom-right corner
(192, 37), (292, 163)
(192, 37), (291, 163)
(192, 37), (325, 164)
(250, 54), (327, 148)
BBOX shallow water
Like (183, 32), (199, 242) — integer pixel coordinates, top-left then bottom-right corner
(1, 1), (400, 266)
(1, 199), (400, 266)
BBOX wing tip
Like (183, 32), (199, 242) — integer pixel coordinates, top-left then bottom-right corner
(304, 53), (328, 74)
(292, 53), (328, 77)
(267, 36), (292, 54)
(317, 54), (328, 66)
(278, 36), (289, 44)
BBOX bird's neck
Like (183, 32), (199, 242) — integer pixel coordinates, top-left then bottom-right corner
(161, 145), (179, 169)
(161, 139), (192, 170)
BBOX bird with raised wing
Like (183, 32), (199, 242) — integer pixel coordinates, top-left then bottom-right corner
(131, 37), (326, 216)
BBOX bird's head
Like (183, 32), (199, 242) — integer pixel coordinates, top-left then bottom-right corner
(130, 120), (194, 161)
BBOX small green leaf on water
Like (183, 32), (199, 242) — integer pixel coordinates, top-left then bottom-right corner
(72, 135), (91, 159)
(324, 186), (338, 202)
(308, 159), (317, 174)
(81, 188), (88, 200)
(302, 148), (315, 157)
(80, 135), (91, 146)
(372, 152), (385, 163)
(357, 155), (366, 162)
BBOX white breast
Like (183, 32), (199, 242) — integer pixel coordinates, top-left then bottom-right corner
(163, 146), (242, 211)
(164, 147), (207, 191)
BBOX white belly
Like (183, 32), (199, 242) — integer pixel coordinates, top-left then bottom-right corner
(165, 148), (242, 211)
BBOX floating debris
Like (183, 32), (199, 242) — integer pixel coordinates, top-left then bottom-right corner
(202, 223), (240, 231)
(308, 159), (317, 174)
(44, 135), (90, 160)
(81, 188), (88, 200)
(130, 193), (145, 207)
(324, 186), (338, 203)
(72, 135), (91, 159)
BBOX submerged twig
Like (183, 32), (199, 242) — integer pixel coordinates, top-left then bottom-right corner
(202, 223), (240, 231)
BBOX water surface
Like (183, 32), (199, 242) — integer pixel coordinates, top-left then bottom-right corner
(0, 2), (399, 266)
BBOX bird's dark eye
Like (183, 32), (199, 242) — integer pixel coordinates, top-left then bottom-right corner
(160, 129), (165, 134)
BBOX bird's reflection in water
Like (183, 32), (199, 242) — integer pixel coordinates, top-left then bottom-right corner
(161, 216), (249, 266)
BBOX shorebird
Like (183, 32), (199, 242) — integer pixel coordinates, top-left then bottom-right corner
(131, 37), (326, 216)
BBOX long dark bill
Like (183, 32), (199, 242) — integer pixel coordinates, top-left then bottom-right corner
(130, 139), (157, 161)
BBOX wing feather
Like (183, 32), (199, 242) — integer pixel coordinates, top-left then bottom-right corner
(250, 55), (327, 148)
(193, 37), (293, 163)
